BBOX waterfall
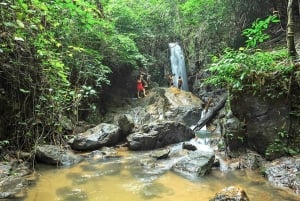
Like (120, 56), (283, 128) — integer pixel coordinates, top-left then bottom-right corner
(189, 109), (211, 145)
(169, 42), (189, 91)
(200, 110), (207, 131)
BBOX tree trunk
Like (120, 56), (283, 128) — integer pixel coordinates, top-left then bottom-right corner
(298, 0), (300, 15)
(287, 0), (297, 57)
(193, 96), (227, 131)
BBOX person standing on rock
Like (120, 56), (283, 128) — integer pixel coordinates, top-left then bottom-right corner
(178, 76), (183, 89)
(168, 73), (175, 87)
(137, 75), (146, 98)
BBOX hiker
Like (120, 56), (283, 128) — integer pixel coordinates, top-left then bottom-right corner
(168, 73), (174, 87)
(137, 75), (146, 98)
(139, 71), (148, 88)
(178, 76), (183, 89)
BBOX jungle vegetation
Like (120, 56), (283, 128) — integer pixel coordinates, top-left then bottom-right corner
(0, 0), (299, 155)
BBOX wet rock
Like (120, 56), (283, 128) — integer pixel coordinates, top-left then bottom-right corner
(230, 92), (290, 157)
(70, 123), (121, 151)
(224, 116), (246, 152)
(56, 186), (88, 201)
(0, 163), (11, 179)
(172, 150), (215, 177)
(86, 147), (118, 160)
(116, 114), (134, 139)
(264, 155), (300, 194)
(212, 158), (220, 168)
(0, 161), (32, 199)
(127, 121), (194, 150)
(104, 87), (203, 128)
(35, 145), (83, 166)
(151, 148), (170, 159)
(182, 142), (197, 151)
(0, 176), (27, 199)
(140, 183), (172, 199)
(239, 150), (266, 170)
(211, 185), (250, 201)
(66, 172), (90, 185)
(220, 150), (267, 171)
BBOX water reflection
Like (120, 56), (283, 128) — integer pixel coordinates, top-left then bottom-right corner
(19, 149), (300, 201)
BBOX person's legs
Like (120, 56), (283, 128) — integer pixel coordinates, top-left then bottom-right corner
(143, 89), (146, 96)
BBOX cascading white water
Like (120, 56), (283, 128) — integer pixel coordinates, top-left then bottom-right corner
(200, 110), (207, 131)
(169, 42), (189, 91)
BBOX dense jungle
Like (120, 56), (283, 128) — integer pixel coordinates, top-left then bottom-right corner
(1, 0), (300, 200)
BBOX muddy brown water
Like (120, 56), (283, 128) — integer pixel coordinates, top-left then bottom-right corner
(20, 146), (300, 201)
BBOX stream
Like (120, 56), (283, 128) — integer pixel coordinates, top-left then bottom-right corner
(20, 138), (300, 201)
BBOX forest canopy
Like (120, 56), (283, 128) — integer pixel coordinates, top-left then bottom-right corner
(0, 0), (296, 152)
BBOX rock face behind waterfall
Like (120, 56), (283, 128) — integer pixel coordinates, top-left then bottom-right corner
(127, 121), (194, 150)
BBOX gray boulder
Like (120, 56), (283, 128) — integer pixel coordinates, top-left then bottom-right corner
(116, 114), (134, 139)
(35, 145), (83, 166)
(172, 150), (215, 177)
(150, 148), (170, 159)
(127, 121), (194, 150)
(231, 92), (290, 157)
(70, 123), (121, 151)
(104, 87), (204, 128)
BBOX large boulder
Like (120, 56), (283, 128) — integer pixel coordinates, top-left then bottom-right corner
(70, 123), (121, 151)
(35, 145), (83, 166)
(104, 87), (204, 128)
(230, 92), (290, 157)
(127, 121), (194, 150)
(172, 150), (215, 177)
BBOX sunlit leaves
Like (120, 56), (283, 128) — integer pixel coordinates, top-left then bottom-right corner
(180, 0), (216, 24)
(205, 48), (292, 96)
(242, 15), (280, 48)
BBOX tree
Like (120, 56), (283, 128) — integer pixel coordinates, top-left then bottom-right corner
(287, 0), (298, 57)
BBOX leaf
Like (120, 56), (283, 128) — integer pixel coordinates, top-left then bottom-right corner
(20, 88), (30, 93)
(4, 22), (17, 28)
(16, 19), (25, 28)
(240, 72), (246, 80)
(14, 36), (25, 41)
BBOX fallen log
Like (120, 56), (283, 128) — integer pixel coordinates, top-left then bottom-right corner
(193, 95), (227, 131)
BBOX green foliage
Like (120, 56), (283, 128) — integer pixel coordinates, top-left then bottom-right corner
(0, 0), (145, 151)
(0, 0), (290, 155)
(105, 0), (182, 83)
(180, 0), (216, 25)
(205, 48), (293, 97)
(242, 15), (280, 48)
(266, 129), (300, 157)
